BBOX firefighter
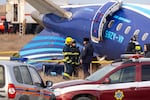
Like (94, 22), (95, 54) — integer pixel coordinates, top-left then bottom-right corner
(144, 43), (150, 57)
(71, 40), (80, 77)
(80, 38), (94, 78)
(62, 37), (73, 80)
(126, 35), (142, 54)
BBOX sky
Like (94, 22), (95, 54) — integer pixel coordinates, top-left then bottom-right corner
(0, 0), (100, 4)
(0, 0), (5, 4)
(0, 0), (150, 5)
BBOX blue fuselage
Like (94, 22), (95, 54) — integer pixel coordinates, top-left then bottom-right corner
(20, 3), (150, 64)
(42, 4), (150, 59)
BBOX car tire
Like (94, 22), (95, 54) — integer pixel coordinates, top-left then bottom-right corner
(75, 96), (92, 100)
(49, 94), (56, 100)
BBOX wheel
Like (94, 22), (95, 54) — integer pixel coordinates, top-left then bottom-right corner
(75, 96), (92, 100)
(49, 94), (56, 100)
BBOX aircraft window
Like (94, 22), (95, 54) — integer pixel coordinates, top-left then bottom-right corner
(124, 26), (131, 34)
(116, 23), (123, 31)
(133, 29), (140, 36)
(142, 33), (149, 41)
(108, 20), (114, 28)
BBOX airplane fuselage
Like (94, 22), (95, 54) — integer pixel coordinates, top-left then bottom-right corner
(42, 3), (150, 59)
(20, 1), (150, 66)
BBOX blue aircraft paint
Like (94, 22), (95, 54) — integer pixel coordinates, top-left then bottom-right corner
(83, 8), (94, 12)
(20, 48), (62, 56)
(29, 56), (63, 61)
(22, 51), (63, 57)
(23, 42), (65, 49)
(32, 36), (65, 41)
(105, 30), (124, 43)
(20, 2), (150, 67)
(113, 15), (131, 23)
(20, 29), (66, 61)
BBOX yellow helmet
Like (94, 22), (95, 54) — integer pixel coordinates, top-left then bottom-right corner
(65, 37), (73, 44)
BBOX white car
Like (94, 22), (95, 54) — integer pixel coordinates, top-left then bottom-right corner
(0, 60), (56, 100)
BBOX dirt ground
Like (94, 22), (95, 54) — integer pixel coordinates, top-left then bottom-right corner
(0, 34), (35, 52)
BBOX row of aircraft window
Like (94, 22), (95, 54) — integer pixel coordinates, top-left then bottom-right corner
(107, 20), (149, 41)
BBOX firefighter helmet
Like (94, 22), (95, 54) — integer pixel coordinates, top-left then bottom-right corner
(65, 37), (73, 44)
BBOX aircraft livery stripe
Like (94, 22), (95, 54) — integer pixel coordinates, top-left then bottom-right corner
(23, 42), (64, 49)
(27, 57), (60, 64)
(27, 57), (63, 64)
(123, 4), (150, 18)
(27, 58), (61, 63)
(20, 48), (62, 56)
(19, 51), (62, 56)
(21, 45), (64, 51)
(24, 53), (63, 59)
(30, 56), (63, 60)
(32, 36), (65, 41)
(25, 40), (64, 44)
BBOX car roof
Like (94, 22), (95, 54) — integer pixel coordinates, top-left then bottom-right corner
(0, 60), (29, 67)
(111, 57), (150, 67)
(135, 58), (150, 62)
(123, 58), (150, 63)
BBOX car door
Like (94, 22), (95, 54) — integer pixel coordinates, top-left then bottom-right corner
(135, 64), (150, 99)
(28, 66), (47, 100)
(100, 65), (139, 100)
(19, 65), (40, 100)
(0, 65), (6, 100)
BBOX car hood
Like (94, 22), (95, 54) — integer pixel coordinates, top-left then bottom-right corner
(52, 79), (92, 89)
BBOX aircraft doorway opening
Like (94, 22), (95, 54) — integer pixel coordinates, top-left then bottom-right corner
(90, 0), (122, 43)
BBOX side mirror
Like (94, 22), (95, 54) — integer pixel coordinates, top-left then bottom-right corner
(46, 81), (53, 87)
(103, 78), (111, 84)
(34, 82), (42, 87)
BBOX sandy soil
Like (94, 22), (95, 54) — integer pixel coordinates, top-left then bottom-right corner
(0, 34), (35, 52)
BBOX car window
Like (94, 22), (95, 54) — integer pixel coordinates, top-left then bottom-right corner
(20, 65), (33, 85)
(13, 66), (23, 83)
(142, 65), (150, 81)
(0, 65), (5, 88)
(86, 64), (118, 81)
(29, 66), (43, 87)
(109, 66), (136, 84)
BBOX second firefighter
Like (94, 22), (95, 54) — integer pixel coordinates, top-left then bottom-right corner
(71, 40), (80, 77)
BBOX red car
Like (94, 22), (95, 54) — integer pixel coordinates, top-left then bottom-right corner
(51, 54), (150, 100)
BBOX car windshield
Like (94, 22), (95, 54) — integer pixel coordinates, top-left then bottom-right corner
(86, 62), (122, 81)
